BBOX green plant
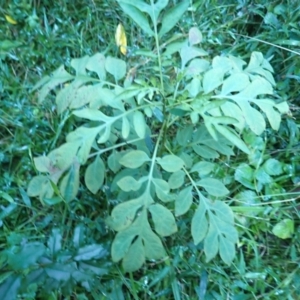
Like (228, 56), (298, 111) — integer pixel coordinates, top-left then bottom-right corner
(25, 0), (289, 272)
(2, 0), (298, 298)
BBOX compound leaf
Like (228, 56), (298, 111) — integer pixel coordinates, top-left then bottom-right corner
(148, 203), (177, 236)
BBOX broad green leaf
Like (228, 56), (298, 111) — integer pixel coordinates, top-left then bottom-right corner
(27, 175), (53, 199)
(71, 55), (89, 75)
(86, 53), (106, 80)
(6, 242), (45, 270)
(238, 77), (273, 98)
(34, 156), (52, 172)
(142, 226), (166, 259)
(133, 110), (146, 138)
(47, 228), (62, 255)
(196, 178), (229, 197)
(108, 197), (144, 231)
(152, 0), (169, 21)
(33, 65), (73, 103)
(117, 1), (154, 36)
(219, 235), (236, 265)
(186, 77), (201, 97)
(85, 156), (105, 194)
(192, 124), (234, 157)
(152, 178), (169, 194)
(204, 223), (218, 262)
(108, 151), (122, 173)
(252, 99), (282, 131)
(203, 67), (224, 94)
(56, 78), (92, 114)
(159, 0), (189, 37)
(202, 198), (238, 264)
(180, 44), (208, 67)
(73, 108), (112, 122)
(74, 244), (107, 261)
(238, 101), (266, 135)
(214, 124), (250, 154)
(221, 73), (250, 95)
(105, 56), (126, 82)
(255, 168), (272, 184)
(59, 162), (80, 202)
(69, 84), (103, 109)
(89, 87), (115, 109)
(186, 58), (209, 76)
(190, 161), (215, 176)
(48, 141), (80, 170)
(163, 41), (186, 57)
(263, 158), (283, 176)
(97, 125), (111, 144)
(192, 145), (219, 159)
(148, 204), (177, 236)
(191, 202), (208, 244)
(176, 125), (193, 146)
(45, 263), (75, 281)
(220, 101), (245, 131)
(189, 27), (202, 46)
(168, 170), (185, 189)
(79, 261), (108, 276)
(272, 219), (294, 239)
(111, 215), (142, 262)
(235, 164), (255, 189)
(175, 186), (193, 216)
(120, 0), (167, 25)
(122, 116), (130, 139)
(0, 275), (21, 300)
(67, 125), (102, 164)
(119, 150), (150, 168)
(210, 201), (236, 229)
(122, 237), (145, 272)
(117, 176), (142, 192)
(157, 155), (185, 172)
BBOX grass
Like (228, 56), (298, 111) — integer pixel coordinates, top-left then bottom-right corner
(1, 0), (300, 299)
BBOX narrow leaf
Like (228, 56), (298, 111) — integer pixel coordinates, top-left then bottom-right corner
(159, 0), (189, 37)
(122, 237), (145, 272)
(175, 186), (193, 216)
(191, 202), (208, 244)
(133, 110), (146, 138)
(117, 1), (154, 36)
(105, 56), (126, 82)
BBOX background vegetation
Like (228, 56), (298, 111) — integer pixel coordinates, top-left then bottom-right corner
(1, 0), (300, 299)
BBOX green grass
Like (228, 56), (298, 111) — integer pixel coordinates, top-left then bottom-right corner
(1, 0), (300, 299)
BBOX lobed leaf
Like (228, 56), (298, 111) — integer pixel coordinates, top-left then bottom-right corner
(149, 204), (177, 236)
